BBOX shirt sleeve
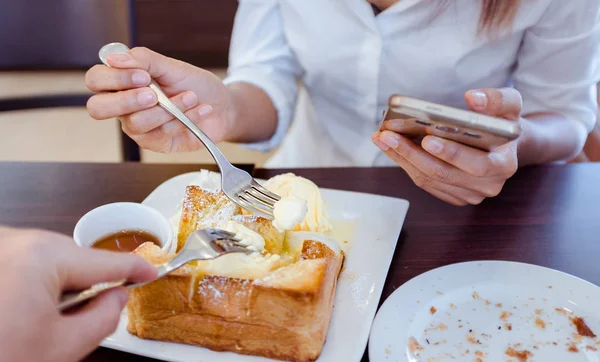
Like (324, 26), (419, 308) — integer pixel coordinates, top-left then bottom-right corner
(223, 0), (303, 151)
(511, 0), (600, 132)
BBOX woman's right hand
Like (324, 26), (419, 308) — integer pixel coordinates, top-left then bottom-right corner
(85, 47), (234, 153)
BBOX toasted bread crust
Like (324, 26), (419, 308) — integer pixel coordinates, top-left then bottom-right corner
(127, 241), (343, 361)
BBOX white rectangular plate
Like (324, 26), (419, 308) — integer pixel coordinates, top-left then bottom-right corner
(101, 171), (410, 362)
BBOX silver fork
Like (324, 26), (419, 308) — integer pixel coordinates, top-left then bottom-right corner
(98, 42), (280, 219)
(57, 228), (252, 311)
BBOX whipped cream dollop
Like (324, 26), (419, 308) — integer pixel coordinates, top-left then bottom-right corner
(272, 196), (308, 232)
(192, 169), (221, 189)
(218, 220), (265, 252)
(264, 173), (332, 232)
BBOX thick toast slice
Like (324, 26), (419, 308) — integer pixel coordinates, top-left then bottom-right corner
(126, 186), (344, 362)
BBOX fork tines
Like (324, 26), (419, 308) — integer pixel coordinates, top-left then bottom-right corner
(237, 181), (281, 218)
(207, 228), (238, 240)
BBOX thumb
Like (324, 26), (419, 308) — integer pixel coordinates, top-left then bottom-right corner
(465, 87), (522, 121)
(57, 288), (128, 361)
(105, 46), (189, 85)
(56, 245), (157, 291)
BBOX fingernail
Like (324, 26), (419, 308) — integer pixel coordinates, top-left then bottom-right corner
(380, 132), (399, 149)
(137, 90), (156, 106)
(109, 52), (132, 62)
(373, 137), (390, 151)
(131, 71), (150, 86)
(182, 92), (198, 108)
(470, 91), (487, 108)
(423, 137), (443, 154)
(198, 104), (213, 117)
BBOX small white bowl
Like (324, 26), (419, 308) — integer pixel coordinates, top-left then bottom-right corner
(73, 202), (174, 254)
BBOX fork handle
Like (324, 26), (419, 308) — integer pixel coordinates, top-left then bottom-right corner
(98, 42), (232, 172)
(57, 279), (127, 311)
(57, 261), (188, 312)
(146, 81), (231, 170)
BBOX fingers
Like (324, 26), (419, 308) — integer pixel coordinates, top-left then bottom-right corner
(125, 104), (212, 154)
(373, 133), (474, 206)
(56, 247), (157, 290)
(379, 131), (468, 188)
(120, 91), (201, 135)
(105, 47), (188, 84)
(85, 65), (151, 92)
(421, 135), (497, 177)
(58, 288), (128, 361)
(421, 135), (517, 192)
(423, 186), (469, 206)
(86, 87), (158, 120)
(465, 87), (522, 120)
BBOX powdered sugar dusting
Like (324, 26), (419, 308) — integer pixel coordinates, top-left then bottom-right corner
(349, 273), (370, 312)
(253, 273), (276, 286)
(198, 283), (224, 299)
(196, 200), (239, 229)
(196, 277), (254, 315)
(231, 213), (259, 224)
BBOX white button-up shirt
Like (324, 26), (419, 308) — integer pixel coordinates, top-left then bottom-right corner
(223, 0), (600, 168)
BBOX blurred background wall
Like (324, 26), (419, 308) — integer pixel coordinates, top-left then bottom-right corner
(0, 0), (274, 165)
(0, 0), (597, 164)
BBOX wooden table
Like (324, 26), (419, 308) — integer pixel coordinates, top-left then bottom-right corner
(1, 162), (599, 361)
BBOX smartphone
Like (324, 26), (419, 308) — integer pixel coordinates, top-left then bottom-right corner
(380, 94), (521, 151)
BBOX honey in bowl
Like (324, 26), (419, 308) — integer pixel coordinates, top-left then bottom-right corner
(91, 230), (161, 252)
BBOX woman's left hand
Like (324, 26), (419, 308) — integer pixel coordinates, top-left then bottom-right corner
(373, 88), (522, 206)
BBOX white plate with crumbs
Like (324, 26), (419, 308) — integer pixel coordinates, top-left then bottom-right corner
(369, 261), (600, 362)
(100, 171), (410, 362)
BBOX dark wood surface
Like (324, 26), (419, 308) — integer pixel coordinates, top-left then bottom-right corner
(0, 162), (599, 362)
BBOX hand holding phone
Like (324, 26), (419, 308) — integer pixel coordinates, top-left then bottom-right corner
(373, 89), (523, 207)
(380, 94), (521, 151)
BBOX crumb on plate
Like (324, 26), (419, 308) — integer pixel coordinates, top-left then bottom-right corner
(505, 347), (533, 361)
(535, 317), (546, 329)
(408, 337), (423, 354)
(466, 331), (479, 345)
(555, 307), (569, 315)
(570, 316), (596, 337)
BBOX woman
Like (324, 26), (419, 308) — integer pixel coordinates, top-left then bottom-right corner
(85, 0), (600, 206)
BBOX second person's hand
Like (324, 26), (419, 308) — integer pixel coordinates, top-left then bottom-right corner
(85, 47), (234, 153)
(0, 226), (157, 362)
(373, 88), (522, 206)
